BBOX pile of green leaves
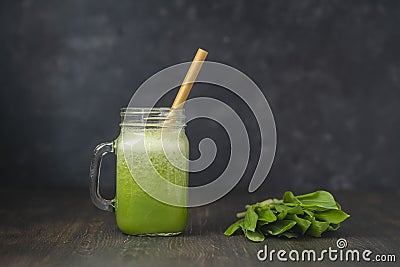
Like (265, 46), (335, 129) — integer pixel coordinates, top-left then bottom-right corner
(224, 190), (350, 242)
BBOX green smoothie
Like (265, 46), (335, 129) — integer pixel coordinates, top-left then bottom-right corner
(115, 128), (188, 235)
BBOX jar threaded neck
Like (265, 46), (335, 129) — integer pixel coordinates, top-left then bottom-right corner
(120, 107), (186, 128)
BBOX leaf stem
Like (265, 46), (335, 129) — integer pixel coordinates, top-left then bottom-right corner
(236, 211), (246, 218)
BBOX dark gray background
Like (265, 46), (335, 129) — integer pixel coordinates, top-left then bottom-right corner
(1, 0), (399, 192)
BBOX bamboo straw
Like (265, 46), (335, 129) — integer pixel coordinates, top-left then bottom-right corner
(171, 48), (208, 109)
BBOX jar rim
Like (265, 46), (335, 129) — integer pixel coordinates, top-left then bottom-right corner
(120, 107), (184, 114)
(119, 107), (186, 127)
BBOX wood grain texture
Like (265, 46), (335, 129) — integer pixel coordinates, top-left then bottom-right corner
(0, 187), (399, 266)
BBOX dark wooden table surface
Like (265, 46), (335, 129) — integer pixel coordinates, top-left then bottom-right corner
(0, 187), (398, 266)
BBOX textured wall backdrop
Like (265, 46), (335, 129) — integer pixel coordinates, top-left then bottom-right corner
(0, 0), (399, 191)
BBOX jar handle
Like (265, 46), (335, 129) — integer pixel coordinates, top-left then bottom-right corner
(89, 141), (115, 212)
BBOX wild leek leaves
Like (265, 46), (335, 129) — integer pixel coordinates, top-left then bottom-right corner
(224, 190), (350, 242)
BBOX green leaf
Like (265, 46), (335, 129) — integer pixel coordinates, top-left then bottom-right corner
(264, 220), (297, 235)
(244, 206), (258, 232)
(304, 209), (314, 217)
(258, 220), (270, 226)
(256, 207), (277, 223)
(286, 214), (311, 235)
(245, 229), (265, 242)
(279, 231), (299, 238)
(286, 205), (304, 215)
(302, 205), (332, 212)
(315, 210), (350, 224)
(277, 210), (287, 220)
(283, 191), (301, 204)
(328, 223), (340, 231)
(297, 190), (338, 210)
(274, 204), (286, 213)
(273, 204), (302, 214)
(224, 219), (244, 236)
(306, 217), (330, 237)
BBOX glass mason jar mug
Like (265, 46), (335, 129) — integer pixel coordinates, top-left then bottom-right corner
(89, 108), (189, 236)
